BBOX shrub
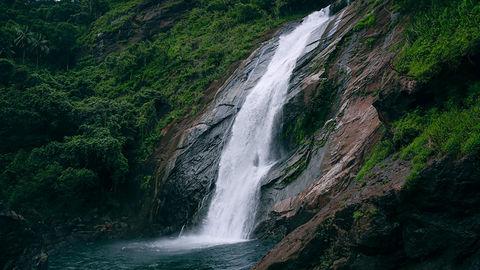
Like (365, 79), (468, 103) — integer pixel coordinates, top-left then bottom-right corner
(357, 80), (480, 184)
(391, 112), (424, 148)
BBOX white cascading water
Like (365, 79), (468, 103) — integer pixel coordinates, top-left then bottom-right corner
(149, 8), (332, 251)
(201, 8), (331, 241)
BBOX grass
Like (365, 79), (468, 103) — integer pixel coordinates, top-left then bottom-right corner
(356, 0), (480, 184)
(356, 140), (393, 182)
(400, 100), (480, 182)
(394, 0), (480, 81)
(357, 82), (480, 184)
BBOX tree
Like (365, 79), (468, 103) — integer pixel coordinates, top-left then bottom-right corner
(29, 33), (50, 67)
(13, 25), (33, 64)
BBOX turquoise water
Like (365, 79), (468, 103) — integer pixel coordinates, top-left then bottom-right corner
(49, 238), (272, 270)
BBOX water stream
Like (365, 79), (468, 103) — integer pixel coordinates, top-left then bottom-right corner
(50, 8), (332, 269)
(200, 8), (332, 241)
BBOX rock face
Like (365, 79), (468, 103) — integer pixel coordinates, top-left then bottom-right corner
(0, 204), (135, 270)
(252, 0), (480, 269)
(147, 0), (480, 268)
(254, 155), (480, 270)
(0, 204), (51, 270)
(254, 0), (403, 237)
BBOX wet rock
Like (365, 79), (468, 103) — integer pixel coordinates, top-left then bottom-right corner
(149, 26), (285, 233)
(254, 0), (399, 239)
(34, 252), (48, 270)
(255, 5), (348, 234)
(255, 154), (480, 270)
(254, 0), (412, 268)
(0, 204), (34, 270)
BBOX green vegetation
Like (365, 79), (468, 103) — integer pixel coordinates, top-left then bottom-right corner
(353, 13), (376, 31)
(394, 0), (480, 81)
(357, 82), (480, 184)
(0, 0), (326, 220)
(364, 36), (378, 49)
(353, 205), (378, 222)
(356, 140), (393, 182)
(274, 0), (330, 16)
(399, 83), (480, 182)
(356, 0), (480, 184)
(282, 154), (310, 185)
(282, 80), (337, 147)
(83, 0), (142, 44)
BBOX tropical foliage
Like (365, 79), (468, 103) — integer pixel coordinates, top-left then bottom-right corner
(0, 0), (323, 220)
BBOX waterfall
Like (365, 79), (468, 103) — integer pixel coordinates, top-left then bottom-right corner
(200, 8), (332, 240)
(149, 8), (333, 251)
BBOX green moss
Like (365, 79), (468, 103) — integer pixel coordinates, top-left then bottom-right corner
(140, 175), (152, 191)
(285, 115), (309, 145)
(364, 36), (378, 48)
(282, 154), (309, 185)
(356, 140), (393, 182)
(353, 205), (378, 222)
(394, 0), (480, 81)
(352, 210), (363, 221)
(353, 13), (376, 31)
(282, 80), (337, 147)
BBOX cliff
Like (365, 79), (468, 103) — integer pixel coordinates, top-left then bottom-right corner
(253, 0), (480, 269)
(147, 0), (480, 269)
